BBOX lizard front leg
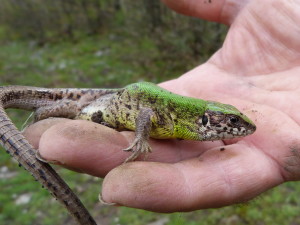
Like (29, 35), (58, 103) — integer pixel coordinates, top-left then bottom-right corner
(123, 108), (154, 162)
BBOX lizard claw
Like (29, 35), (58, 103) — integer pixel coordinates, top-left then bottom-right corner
(123, 138), (152, 162)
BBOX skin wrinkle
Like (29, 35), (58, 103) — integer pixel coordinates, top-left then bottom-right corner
(120, 163), (185, 211)
(213, 1), (300, 75)
(194, 148), (249, 206)
(195, 154), (234, 205)
(251, 70), (300, 91)
(217, 154), (234, 200)
(247, 2), (300, 71)
(218, 144), (259, 201)
(212, 24), (262, 75)
(271, 1), (300, 51)
(173, 161), (194, 209)
(222, 144), (283, 201)
(241, 11), (276, 73)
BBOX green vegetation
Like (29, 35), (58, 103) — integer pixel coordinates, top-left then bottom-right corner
(0, 1), (299, 225)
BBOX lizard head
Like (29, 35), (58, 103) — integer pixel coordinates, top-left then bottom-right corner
(198, 101), (256, 140)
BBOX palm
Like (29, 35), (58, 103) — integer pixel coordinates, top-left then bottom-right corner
(25, 0), (300, 212)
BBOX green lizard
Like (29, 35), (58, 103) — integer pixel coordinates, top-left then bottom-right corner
(0, 82), (256, 225)
(77, 82), (256, 161)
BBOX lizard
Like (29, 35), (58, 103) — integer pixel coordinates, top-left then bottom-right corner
(0, 82), (256, 225)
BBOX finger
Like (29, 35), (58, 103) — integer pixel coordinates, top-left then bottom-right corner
(161, 0), (248, 24)
(36, 119), (220, 177)
(38, 120), (129, 177)
(23, 118), (69, 149)
(101, 143), (283, 212)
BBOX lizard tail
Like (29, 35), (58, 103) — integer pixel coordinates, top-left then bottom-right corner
(0, 86), (98, 225)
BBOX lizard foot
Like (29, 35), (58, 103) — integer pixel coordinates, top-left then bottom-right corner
(123, 138), (152, 162)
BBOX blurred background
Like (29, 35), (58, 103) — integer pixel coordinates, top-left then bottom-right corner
(0, 0), (299, 224)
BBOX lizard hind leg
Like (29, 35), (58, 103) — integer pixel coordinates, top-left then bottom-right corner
(34, 100), (82, 121)
(123, 108), (154, 163)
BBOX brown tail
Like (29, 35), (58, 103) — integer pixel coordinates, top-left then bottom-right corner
(0, 86), (97, 225)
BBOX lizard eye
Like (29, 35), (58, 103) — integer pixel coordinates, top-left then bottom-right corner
(230, 116), (239, 124)
(202, 115), (208, 126)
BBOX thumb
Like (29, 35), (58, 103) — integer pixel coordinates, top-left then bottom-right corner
(161, 0), (249, 24)
(100, 144), (278, 212)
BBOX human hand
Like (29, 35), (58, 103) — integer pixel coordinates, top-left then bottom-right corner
(24, 0), (300, 212)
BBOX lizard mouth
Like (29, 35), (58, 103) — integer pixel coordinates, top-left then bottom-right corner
(201, 122), (256, 141)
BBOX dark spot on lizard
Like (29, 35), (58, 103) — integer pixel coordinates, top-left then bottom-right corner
(0, 134), (6, 142)
(156, 112), (166, 126)
(115, 120), (120, 128)
(127, 91), (131, 101)
(114, 102), (119, 111)
(27, 149), (35, 155)
(52, 185), (58, 192)
(68, 93), (74, 99)
(26, 161), (36, 168)
(7, 139), (19, 155)
(167, 101), (176, 112)
(63, 200), (69, 206)
(74, 212), (80, 219)
(76, 94), (81, 100)
(54, 94), (63, 101)
(126, 112), (130, 120)
(89, 217), (96, 223)
(185, 125), (194, 132)
(38, 169), (47, 181)
(91, 111), (103, 124)
(148, 96), (157, 104)
(47, 182), (53, 188)
(47, 93), (54, 99)
(220, 147), (225, 151)
(125, 104), (132, 110)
